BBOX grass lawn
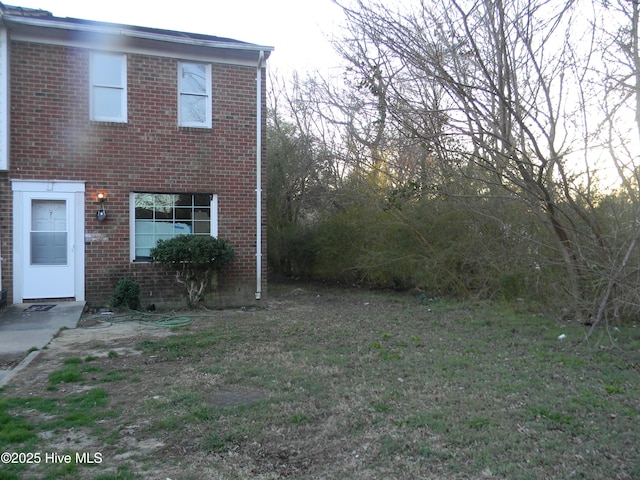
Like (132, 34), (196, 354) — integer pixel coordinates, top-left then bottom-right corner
(0, 282), (639, 479)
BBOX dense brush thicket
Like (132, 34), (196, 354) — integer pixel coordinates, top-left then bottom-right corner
(266, 0), (640, 329)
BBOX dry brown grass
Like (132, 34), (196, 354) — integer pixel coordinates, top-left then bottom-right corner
(1, 282), (639, 479)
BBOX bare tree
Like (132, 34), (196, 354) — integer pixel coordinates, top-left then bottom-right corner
(329, 0), (640, 321)
(266, 71), (348, 275)
(584, 0), (640, 331)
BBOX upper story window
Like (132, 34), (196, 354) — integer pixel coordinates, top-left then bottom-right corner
(178, 62), (212, 128)
(90, 52), (127, 123)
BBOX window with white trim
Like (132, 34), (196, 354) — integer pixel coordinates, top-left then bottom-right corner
(178, 62), (212, 128)
(90, 52), (127, 122)
(130, 192), (218, 261)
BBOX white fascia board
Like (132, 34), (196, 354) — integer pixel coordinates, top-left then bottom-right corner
(17, 16), (274, 52)
(9, 31), (270, 68)
(4, 15), (273, 65)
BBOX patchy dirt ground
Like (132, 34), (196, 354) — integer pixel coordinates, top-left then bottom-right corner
(2, 284), (640, 480)
(4, 287), (362, 480)
(5, 317), (180, 472)
(0, 353), (24, 370)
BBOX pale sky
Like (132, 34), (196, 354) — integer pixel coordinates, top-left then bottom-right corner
(6, 0), (345, 75)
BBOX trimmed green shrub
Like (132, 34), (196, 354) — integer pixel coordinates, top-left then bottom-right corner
(150, 235), (234, 307)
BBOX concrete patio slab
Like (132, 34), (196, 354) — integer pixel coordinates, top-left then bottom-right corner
(0, 301), (85, 387)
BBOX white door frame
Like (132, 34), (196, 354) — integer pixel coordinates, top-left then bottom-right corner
(12, 180), (85, 302)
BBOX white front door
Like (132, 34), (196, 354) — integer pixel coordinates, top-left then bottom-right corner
(23, 194), (75, 298)
(12, 181), (85, 302)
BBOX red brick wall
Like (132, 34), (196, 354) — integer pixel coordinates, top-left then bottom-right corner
(0, 41), (267, 307)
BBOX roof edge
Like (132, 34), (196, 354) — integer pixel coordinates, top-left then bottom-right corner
(0, 6), (274, 56)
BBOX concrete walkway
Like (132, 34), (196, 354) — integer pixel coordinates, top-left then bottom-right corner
(0, 301), (85, 387)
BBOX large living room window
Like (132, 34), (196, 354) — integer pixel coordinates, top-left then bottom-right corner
(130, 193), (218, 261)
(90, 52), (127, 122)
(178, 62), (212, 128)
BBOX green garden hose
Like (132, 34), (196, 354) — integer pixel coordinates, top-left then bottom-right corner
(96, 310), (195, 328)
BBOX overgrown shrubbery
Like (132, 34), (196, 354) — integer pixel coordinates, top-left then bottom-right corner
(268, 183), (558, 307)
(150, 235), (234, 308)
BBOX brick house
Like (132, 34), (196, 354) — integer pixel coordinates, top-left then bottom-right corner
(0, 3), (272, 307)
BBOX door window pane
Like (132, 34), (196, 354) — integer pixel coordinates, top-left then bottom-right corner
(31, 200), (67, 265)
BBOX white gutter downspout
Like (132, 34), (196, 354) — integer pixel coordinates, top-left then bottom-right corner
(0, 27), (8, 171)
(255, 50), (264, 300)
(0, 27), (9, 293)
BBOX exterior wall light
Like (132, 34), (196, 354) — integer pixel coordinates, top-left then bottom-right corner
(96, 191), (107, 221)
